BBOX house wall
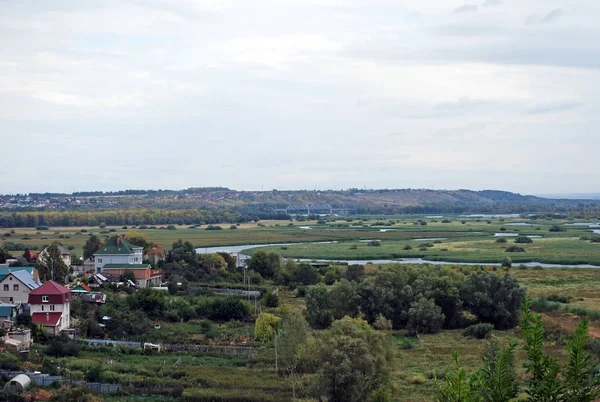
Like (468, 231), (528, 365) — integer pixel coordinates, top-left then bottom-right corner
(0, 275), (33, 304)
(30, 302), (70, 330)
(95, 252), (143, 272)
(39, 249), (71, 267)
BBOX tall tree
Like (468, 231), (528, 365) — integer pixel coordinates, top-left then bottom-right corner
(83, 234), (101, 260)
(0, 245), (11, 264)
(37, 243), (68, 283)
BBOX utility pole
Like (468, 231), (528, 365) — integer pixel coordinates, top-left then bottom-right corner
(274, 332), (278, 373)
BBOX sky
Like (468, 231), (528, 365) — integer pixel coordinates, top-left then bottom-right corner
(1, 0), (599, 195)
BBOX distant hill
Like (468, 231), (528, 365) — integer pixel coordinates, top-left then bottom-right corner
(2, 188), (599, 215)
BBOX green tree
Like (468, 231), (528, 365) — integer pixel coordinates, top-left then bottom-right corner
(171, 239), (196, 264)
(563, 319), (600, 401)
(460, 271), (524, 330)
(313, 317), (392, 402)
(406, 297), (445, 335)
(0, 244), (10, 264)
(254, 312), (281, 341)
(329, 279), (360, 320)
(345, 264), (366, 282)
(306, 284), (333, 328)
(295, 262), (320, 285)
(37, 243), (68, 283)
(248, 251), (281, 279)
(83, 234), (101, 260)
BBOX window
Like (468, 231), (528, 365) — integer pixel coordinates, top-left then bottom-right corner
(3, 285), (7, 291)
(98, 258), (102, 263)
(50, 305), (55, 311)
(13, 284), (18, 291)
(42, 295), (49, 303)
(41, 305), (44, 311)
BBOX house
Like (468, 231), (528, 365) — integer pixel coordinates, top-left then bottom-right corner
(145, 244), (166, 264)
(28, 281), (71, 335)
(0, 270), (42, 304)
(83, 257), (95, 272)
(93, 236), (162, 287)
(0, 267), (38, 282)
(102, 264), (162, 288)
(38, 244), (71, 267)
(0, 303), (17, 322)
(80, 293), (107, 304)
(71, 282), (92, 294)
(93, 236), (144, 272)
(4, 328), (32, 351)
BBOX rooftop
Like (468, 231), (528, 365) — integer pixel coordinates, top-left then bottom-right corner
(94, 236), (141, 256)
(31, 312), (62, 326)
(0, 266), (35, 282)
(102, 264), (151, 270)
(30, 280), (70, 296)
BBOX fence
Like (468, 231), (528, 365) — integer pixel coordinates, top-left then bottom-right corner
(80, 339), (253, 356)
(0, 370), (121, 393)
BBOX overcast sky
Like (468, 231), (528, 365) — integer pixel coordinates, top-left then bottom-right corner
(1, 0), (598, 195)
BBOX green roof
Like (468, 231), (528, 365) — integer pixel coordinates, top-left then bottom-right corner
(102, 264), (150, 270)
(0, 304), (16, 318)
(94, 237), (140, 255)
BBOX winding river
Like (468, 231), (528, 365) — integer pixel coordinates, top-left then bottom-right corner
(196, 241), (600, 269)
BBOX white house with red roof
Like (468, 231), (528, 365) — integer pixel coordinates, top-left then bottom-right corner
(27, 281), (71, 335)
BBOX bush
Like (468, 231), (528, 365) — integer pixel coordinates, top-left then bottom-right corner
(463, 323), (494, 339)
(546, 294), (570, 304)
(406, 298), (445, 335)
(36, 226), (49, 230)
(99, 222), (107, 228)
(345, 264), (365, 282)
(367, 240), (381, 247)
(409, 374), (427, 385)
(349, 244), (358, 250)
(505, 245), (525, 253)
(549, 225), (567, 232)
(502, 256), (512, 268)
(229, 225), (237, 230)
(207, 297), (250, 321)
(264, 292), (279, 308)
(514, 236), (533, 244)
(167, 225), (177, 230)
(495, 237), (507, 244)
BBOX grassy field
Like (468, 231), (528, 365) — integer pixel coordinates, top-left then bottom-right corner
(2, 216), (598, 266)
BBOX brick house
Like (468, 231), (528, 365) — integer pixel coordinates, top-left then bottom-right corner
(28, 281), (71, 335)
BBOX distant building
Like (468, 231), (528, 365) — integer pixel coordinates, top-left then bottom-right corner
(145, 244), (166, 264)
(0, 270), (42, 304)
(93, 236), (143, 272)
(0, 303), (18, 322)
(102, 264), (162, 288)
(28, 281), (71, 335)
(38, 245), (71, 267)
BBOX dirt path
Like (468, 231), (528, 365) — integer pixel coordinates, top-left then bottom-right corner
(542, 313), (600, 338)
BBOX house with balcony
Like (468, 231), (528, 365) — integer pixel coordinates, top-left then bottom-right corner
(93, 236), (161, 288)
(93, 236), (144, 272)
(28, 281), (71, 335)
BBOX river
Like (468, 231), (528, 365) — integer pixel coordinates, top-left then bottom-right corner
(196, 242), (600, 269)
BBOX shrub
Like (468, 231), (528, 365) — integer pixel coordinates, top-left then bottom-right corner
(205, 225), (223, 231)
(505, 245), (525, 253)
(36, 226), (49, 230)
(409, 375), (427, 385)
(549, 224), (567, 232)
(80, 229), (87, 233)
(99, 222), (107, 228)
(403, 244), (413, 250)
(367, 240), (381, 247)
(514, 236), (533, 244)
(463, 323), (494, 339)
(264, 292), (279, 308)
(345, 264), (365, 282)
(167, 225), (177, 230)
(406, 298), (444, 335)
(502, 256), (512, 268)
(546, 294), (570, 304)
(349, 244), (358, 250)
(229, 225), (237, 230)
(495, 237), (507, 244)
(207, 297), (250, 321)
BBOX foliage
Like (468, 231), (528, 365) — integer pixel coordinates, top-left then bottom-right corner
(329, 279), (360, 320)
(495, 238), (507, 244)
(49, 386), (103, 402)
(306, 284), (333, 329)
(502, 257), (512, 268)
(83, 234), (101, 260)
(515, 236), (533, 244)
(247, 251), (281, 280)
(171, 239), (197, 264)
(460, 271), (524, 329)
(505, 245), (526, 252)
(46, 335), (81, 357)
(549, 225), (567, 232)
(36, 243), (68, 283)
(312, 317), (392, 402)
(406, 297), (445, 335)
(294, 263), (320, 286)
(346, 264), (366, 282)
(263, 291), (279, 308)
(463, 323), (494, 339)
(254, 313), (281, 341)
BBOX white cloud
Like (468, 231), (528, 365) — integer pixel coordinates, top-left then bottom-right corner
(0, 0), (599, 194)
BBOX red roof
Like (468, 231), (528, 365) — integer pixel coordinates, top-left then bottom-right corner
(75, 283), (92, 292)
(31, 312), (62, 326)
(146, 245), (166, 255)
(29, 280), (71, 296)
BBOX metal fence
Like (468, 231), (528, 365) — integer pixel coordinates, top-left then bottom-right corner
(0, 370), (121, 393)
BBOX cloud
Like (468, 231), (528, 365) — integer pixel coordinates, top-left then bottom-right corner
(523, 101), (582, 115)
(453, 4), (478, 13)
(482, 0), (502, 7)
(527, 8), (565, 25)
(541, 8), (565, 24)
